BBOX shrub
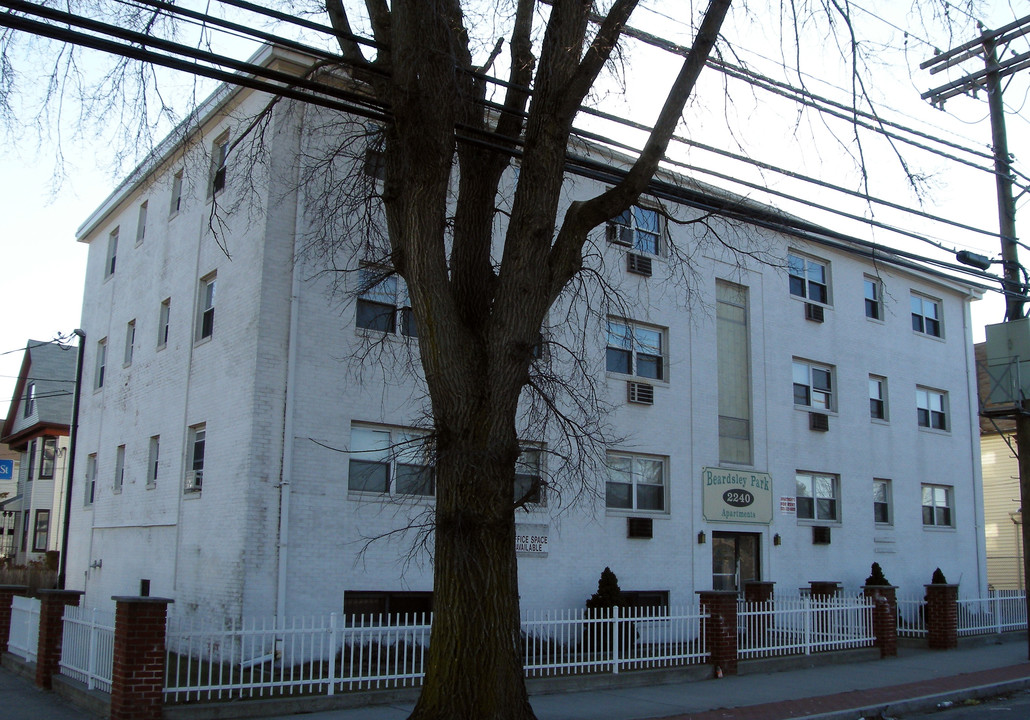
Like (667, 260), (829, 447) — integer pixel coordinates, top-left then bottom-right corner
(865, 562), (891, 586)
(586, 567), (623, 611)
(931, 567), (948, 584)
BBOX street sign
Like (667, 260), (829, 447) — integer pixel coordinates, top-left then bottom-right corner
(0, 460), (12, 480)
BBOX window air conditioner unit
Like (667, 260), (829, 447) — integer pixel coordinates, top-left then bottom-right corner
(627, 252), (653, 277)
(804, 303), (825, 323)
(606, 223), (634, 246)
(812, 526), (831, 545)
(627, 381), (654, 405)
(627, 517), (653, 539)
(809, 412), (829, 432)
(184, 470), (203, 493)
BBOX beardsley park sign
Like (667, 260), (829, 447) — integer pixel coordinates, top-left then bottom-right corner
(701, 466), (774, 524)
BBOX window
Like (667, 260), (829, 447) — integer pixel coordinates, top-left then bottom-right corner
(864, 276), (882, 320)
(114, 444), (125, 493)
(197, 274), (216, 341)
(158, 299), (171, 349)
(793, 360), (834, 411)
(621, 590), (670, 610)
(135, 201), (148, 244)
(147, 436), (160, 487)
(796, 472), (839, 522)
(209, 133), (229, 196)
(917, 387), (948, 430)
(605, 453), (666, 512)
(348, 425), (433, 496)
(608, 205), (662, 255)
(95, 338), (107, 389)
(186, 424), (206, 493)
(170, 170), (183, 215)
(787, 252), (828, 304)
(922, 485), (954, 527)
(873, 479), (892, 524)
(911, 293), (942, 337)
(869, 375), (887, 420)
(124, 319), (136, 366)
(717, 281), (751, 464)
(32, 510), (50, 553)
(344, 591), (433, 622)
(355, 270), (417, 337)
(363, 146), (386, 181)
(514, 447), (545, 506)
(40, 437), (56, 480)
(84, 454), (97, 506)
(23, 382), (35, 418)
(606, 319), (665, 381)
(26, 439), (36, 481)
(105, 227), (119, 278)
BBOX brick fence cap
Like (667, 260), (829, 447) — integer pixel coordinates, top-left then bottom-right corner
(111, 596), (175, 604)
(743, 581), (775, 586)
(695, 590), (740, 596)
(808, 581), (842, 585)
(36, 589), (85, 597)
(0, 585), (29, 591)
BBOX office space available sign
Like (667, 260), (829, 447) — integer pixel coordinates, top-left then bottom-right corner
(515, 523), (549, 557)
(701, 467), (773, 524)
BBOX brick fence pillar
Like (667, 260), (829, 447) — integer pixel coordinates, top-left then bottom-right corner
(34, 589), (83, 689)
(925, 583), (958, 650)
(743, 581), (774, 604)
(110, 596), (173, 720)
(698, 590), (738, 677)
(862, 585), (898, 658)
(809, 581), (842, 598)
(0, 585), (28, 653)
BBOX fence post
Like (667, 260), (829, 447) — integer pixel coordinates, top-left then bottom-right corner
(698, 590), (738, 677)
(110, 595), (173, 720)
(34, 589), (83, 689)
(993, 591), (1002, 635)
(924, 584), (958, 650)
(0, 585), (28, 653)
(862, 585), (898, 658)
(611, 605), (620, 674)
(328, 612), (337, 696)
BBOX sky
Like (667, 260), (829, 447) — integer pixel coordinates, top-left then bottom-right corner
(0, 0), (1027, 419)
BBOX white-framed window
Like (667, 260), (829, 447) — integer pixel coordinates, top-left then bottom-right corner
(514, 447), (546, 507)
(147, 435), (160, 488)
(40, 437), (56, 480)
(869, 375), (887, 420)
(717, 281), (752, 465)
(606, 319), (666, 381)
(196, 274), (216, 342)
(873, 478), (892, 525)
(158, 299), (171, 349)
(922, 484), (954, 527)
(105, 227), (119, 278)
(787, 252), (829, 304)
(124, 319), (136, 366)
(84, 453), (97, 506)
(348, 425), (433, 496)
(605, 452), (667, 513)
(25, 439), (36, 481)
(864, 276), (882, 320)
(916, 387), (948, 430)
(23, 382), (35, 418)
(355, 270), (417, 337)
(94, 338), (107, 389)
(113, 444), (125, 494)
(135, 201), (148, 244)
(911, 293), (942, 337)
(796, 471), (840, 522)
(209, 132), (229, 196)
(32, 510), (50, 553)
(608, 205), (662, 255)
(185, 424), (205, 493)
(170, 170), (183, 216)
(792, 359), (834, 411)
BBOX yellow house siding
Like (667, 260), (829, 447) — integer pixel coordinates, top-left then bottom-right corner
(981, 433), (1023, 590)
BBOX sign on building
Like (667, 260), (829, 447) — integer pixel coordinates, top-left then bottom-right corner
(701, 467), (773, 524)
(515, 523), (549, 557)
(0, 460), (12, 481)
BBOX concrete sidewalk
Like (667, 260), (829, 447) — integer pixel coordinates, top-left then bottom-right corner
(4, 639), (1030, 719)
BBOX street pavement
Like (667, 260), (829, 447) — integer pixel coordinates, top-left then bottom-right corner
(4, 638), (1030, 719)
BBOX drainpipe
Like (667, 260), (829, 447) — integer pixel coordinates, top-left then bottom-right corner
(963, 292), (987, 594)
(58, 329), (85, 589)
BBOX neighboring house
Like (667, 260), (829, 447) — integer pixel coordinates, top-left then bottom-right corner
(0, 340), (77, 565)
(0, 443), (20, 559)
(66, 45), (989, 621)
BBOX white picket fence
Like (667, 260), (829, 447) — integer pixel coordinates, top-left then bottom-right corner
(897, 595), (927, 638)
(7, 595), (40, 662)
(897, 590), (1028, 638)
(738, 595), (875, 658)
(59, 606), (116, 692)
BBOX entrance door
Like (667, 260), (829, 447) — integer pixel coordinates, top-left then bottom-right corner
(712, 532), (761, 592)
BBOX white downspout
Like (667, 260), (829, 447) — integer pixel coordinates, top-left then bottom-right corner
(964, 291), (987, 594)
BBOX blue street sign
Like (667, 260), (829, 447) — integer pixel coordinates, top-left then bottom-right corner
(0, 460), (12, 480)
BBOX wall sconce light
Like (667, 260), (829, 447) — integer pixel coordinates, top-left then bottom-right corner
(697, 531), (706, 544)
(773, 533), (782, 546)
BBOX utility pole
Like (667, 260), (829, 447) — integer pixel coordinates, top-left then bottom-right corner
(922, 15), (1030, 659)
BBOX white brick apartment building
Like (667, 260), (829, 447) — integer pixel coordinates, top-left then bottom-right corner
(66, 46), (989, 621)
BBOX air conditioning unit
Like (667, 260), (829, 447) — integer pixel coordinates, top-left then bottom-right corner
(627, 517), (653, 539)
(627, 381), (654, 405)
(627, 252), (653, 277)
(184, 470), (203, 493)
(812, 526), (831, 545)
(804, 303), (825, 323)
(809, 412), (829, 432)
(606, 223), (634, 246)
